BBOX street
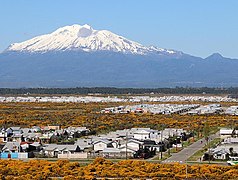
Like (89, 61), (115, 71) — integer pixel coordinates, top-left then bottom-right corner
(163, 132), (220, 163)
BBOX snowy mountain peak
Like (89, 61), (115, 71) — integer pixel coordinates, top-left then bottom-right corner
(53, 24), (93, 38)
(5, 24), (181, 56)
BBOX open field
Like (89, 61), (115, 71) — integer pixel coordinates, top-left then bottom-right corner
(0, 101), (238, 134)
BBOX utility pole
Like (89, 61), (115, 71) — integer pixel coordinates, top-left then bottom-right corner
(186, 153), (188, 179)
(160, 128), (163, 160)
(126, 131), (128, 160)
(176, 129), (178, 152)
(204, 119), (211, 164)
(168, 129), (171, 156)
(208, 136), (211, 164)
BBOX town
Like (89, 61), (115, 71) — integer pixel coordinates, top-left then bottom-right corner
(0, 124), (188, 159)
(0, 93), (238, 180)
(0, 95), (236, 103)
(0, 121), (238, 165)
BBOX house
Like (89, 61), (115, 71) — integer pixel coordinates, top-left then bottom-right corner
(101, 148), (121, 158)
(212, 149), (228, 160)
(64, 126), (90, 138)
(20, 142), (31, 152)
(21, 128), (31, 134)
(143, 140), (160, 152)
(44, 144), (81, 157)
(126, 139), (144, 151)
(47, 125), (60, 130)
(209, 137), (238, 160)
(29, 142), (42, 151)
(6, 127), (22, 136)
(74, 139), (93, 151)
(31, 126), (41, 132)
(93, 139), (113, 151)
(209, 144), (238, 160)
(133, 129), (151, 140)
(2, 142), (21, 153)
(118, 145), (137, 158)
(220, 128), (234, 139)
(20, 142), (42, 153)
(223, 137), (238, 144)
(101, 147), (136, 159)
(23, 133), (42, 142)
(39, 133), (53, 143)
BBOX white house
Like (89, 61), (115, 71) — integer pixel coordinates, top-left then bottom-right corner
(133, 130), (151, 140)
(93, 139), (113, 151)
(220, 128), (235, 139)
(44, 144), (81, 157)
(2, 142), (21, 153)
(126, 139), (144, 151)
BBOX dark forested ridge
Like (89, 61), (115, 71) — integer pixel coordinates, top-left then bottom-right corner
(1, 51), (238, 88)
(0, 87), (238, 95)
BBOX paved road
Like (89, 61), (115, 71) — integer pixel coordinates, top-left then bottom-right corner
(163, 132), (220, 164)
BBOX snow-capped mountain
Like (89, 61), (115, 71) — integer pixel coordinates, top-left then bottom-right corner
(1, 24), (238, 88)
(6, 24), (179, 56)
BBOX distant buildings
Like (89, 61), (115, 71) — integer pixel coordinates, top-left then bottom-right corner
(0, 95), (236, 103)
(225, 106), (238, 115)
(101, 103), (238, 116)
(101, 104), (199, 115)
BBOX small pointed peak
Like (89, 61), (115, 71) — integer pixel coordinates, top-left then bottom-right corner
(206, 53), (224, 60)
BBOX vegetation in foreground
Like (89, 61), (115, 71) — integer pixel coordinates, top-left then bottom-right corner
(0, 158), (237, 179)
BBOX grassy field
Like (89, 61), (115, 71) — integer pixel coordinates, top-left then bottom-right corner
(0, 101), (237, 134)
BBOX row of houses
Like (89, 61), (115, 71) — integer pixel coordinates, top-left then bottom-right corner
(186, 104), (223, 115)
(0, 125), (91, 159)
(0, 125), (90, 144)
(0, 96), (126, 103)
(0, 95), (236, 103)
(225, 106), (238, 115)
(203, 128), (238, 161)
(128, 96), (237, 103)
(0, 127), (189, 159)
(101, 104), (199, 114)
(77, 128), (188, 159)
(102, 103), (238, 116)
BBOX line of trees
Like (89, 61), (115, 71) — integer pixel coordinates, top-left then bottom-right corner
(1, 87), (238, 95)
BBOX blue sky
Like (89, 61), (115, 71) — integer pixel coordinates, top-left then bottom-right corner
(1, 0), (238, 58)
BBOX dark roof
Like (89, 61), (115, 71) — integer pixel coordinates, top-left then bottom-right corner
(0, 144), (5, 151)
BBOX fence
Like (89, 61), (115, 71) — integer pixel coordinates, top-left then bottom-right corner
(58, 152), (88, 159)
(0, 152), (28, 159)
